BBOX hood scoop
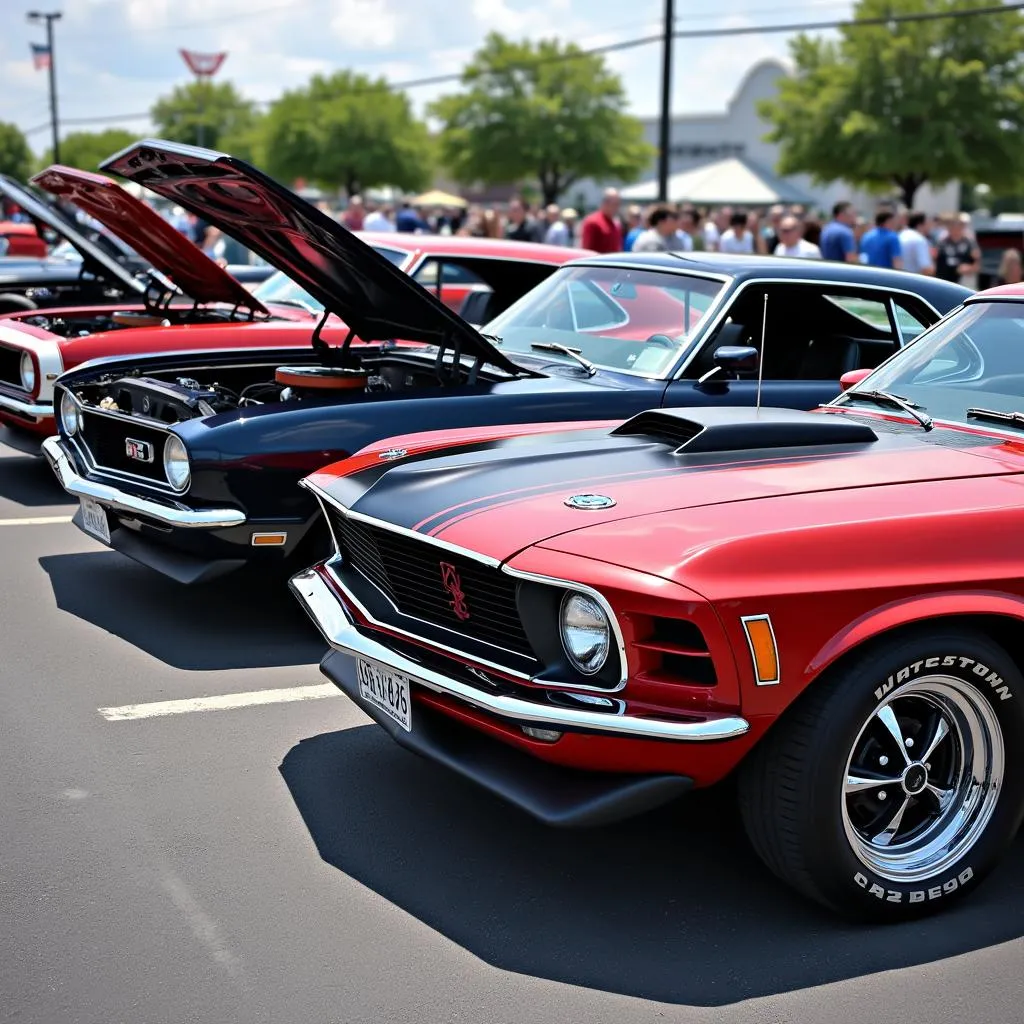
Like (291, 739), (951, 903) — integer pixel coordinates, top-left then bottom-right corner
(611, 407), (878, 454)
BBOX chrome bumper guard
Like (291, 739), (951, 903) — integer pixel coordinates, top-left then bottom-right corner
(0, 392), (52, 419)
(42, 435), (247, 530)
(290, 566), (750, 742)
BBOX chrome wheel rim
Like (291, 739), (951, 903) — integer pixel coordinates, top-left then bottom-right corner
(841, 674), (1003, 882)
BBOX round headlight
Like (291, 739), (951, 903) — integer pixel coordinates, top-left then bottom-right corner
(163, 434), (191, 491)
(59, 391), (80, 436)
(559, 591), (611, 676)
(20, 351), (36, 393)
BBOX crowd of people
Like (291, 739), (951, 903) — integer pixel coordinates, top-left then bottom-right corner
(324, 188), (1024, 290)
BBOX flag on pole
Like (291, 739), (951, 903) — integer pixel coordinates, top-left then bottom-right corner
(30, 43), (51, 70)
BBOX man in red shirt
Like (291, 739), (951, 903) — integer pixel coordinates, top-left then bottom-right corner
(580, 188), (623, 253)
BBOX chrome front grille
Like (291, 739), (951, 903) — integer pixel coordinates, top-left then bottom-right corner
(75, 408), (171, 487)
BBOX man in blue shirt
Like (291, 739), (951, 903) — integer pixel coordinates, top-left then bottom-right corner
(819, 200), (858, 262)
(859, 209), (903, 269)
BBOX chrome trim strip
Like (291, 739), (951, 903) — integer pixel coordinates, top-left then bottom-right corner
(671, 277), (945, 381)
(740, 613), (781, 687)
(291, 567), (749, 742)
(43, 436), (246, 529)
(0, 392), (52, 418)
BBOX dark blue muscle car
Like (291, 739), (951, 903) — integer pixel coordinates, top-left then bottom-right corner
(44, 139), (971, 584)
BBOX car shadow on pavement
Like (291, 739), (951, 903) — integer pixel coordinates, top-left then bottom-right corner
(39, 551), (325, 670)
(0, 453), (75, 508)
(281, 725), (1024, 1006)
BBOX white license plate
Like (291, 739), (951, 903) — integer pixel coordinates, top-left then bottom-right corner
(356, 659), (412, 732)
(80, 498), (111, 545)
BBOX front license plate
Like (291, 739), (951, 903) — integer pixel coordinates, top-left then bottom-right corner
(357, 659), (412, 732)
(80, 498), (111, 545)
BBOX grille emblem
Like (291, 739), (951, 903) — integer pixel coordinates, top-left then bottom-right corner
(565, 493), (616, 510)
(378, 448), (407, 461)
(125, 438), (154, 463)
(439, 561), (471, 620)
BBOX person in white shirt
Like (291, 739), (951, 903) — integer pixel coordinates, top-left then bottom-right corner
(898, 211), (934, 274)
(632, 205), (691, 252)
(543, 204), (571, 246)
(719, 210), (756, 254)
(703, 205), (731, 251)
(363, 202), (395, 232)
(774, 215), (822, 258)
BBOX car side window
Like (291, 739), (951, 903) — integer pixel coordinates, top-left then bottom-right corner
(567, 280), (629, 331)
(413, 260), (485, 288)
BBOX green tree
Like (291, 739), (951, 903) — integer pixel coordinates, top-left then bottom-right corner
(151, 80), (258, 152)
(261, 71), (432, 195)
(0, 122), (32, 180)
(430, 33), (653, 205)
(760, 0), (1024, 208)
(42, 128), (138, 171)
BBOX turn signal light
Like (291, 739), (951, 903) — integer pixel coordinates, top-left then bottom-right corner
(251, 532), (287, 546)
(741, 614), (780, 686)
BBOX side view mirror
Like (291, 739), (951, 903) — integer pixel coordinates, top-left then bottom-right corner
(840, 368), (873, 391)
(713, 345), (760, 371)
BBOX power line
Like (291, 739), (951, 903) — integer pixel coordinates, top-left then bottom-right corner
(32, 2), (1024, 130)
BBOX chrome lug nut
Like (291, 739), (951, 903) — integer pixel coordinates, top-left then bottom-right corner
(879, 755), (889, 766)
(878, 791), (887, 801)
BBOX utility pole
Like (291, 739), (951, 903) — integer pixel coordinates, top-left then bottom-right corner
(27, 10), (62, 164)
(657, 0), (674, 202)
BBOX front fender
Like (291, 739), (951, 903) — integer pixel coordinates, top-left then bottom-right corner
(806, 589), (1024, 679)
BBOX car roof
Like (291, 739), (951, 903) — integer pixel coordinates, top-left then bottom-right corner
(356, 232), (590, 264)
(573, 250), (973, 296)
(973, 282), (1024, 300)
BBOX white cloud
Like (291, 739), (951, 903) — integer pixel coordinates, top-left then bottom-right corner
(0, 0), (854, 155)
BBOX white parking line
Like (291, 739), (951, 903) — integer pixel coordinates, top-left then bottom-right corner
(0, 515), (73, 526)
(99, 683), (340, 721)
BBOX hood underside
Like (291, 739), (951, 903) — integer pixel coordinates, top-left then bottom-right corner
(310, 408), (1019, 564)
(100, 139), (523, 372)
(32, 165), (267, 315)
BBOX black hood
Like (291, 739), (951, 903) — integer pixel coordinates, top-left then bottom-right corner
(101, 139), (524, 372)
(0, 174), (144, 296)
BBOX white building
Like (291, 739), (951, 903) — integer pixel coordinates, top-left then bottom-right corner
(577, 60), (958, 216)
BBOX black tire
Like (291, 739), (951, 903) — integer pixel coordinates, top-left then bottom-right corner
(739, 628), (1024, 920)
(0, 293), (37, 314)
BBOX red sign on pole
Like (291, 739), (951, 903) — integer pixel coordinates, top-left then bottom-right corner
(179, 50), (227, 78)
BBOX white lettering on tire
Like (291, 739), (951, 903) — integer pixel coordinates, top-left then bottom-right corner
(855, 866), (974, 903)
(874, 656), (1012, 702)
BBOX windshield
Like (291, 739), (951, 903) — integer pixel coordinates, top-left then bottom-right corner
(837, 300), (1024, 425)
(483, 264), (728, 376)
(253, 245), (409, 312)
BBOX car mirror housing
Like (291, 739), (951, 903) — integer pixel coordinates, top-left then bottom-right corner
(713, 345), (759, 372)
(840, 368), (873, 391)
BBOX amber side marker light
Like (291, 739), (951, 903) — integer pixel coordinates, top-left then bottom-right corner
(251, 532), (287, 546)
(741, 614), (780, 686)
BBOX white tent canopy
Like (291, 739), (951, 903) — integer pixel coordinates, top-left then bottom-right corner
(621, 157), (816, 207)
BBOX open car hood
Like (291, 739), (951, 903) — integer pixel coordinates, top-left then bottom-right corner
(100, 139), (523, 372)
(0, 173), (144, 296)
(32, 166), (267, 315)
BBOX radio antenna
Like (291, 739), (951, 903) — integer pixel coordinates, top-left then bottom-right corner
(756, 292), (768, 414)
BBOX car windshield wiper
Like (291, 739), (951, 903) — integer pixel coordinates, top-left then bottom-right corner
(530, 342), (597, 377)
(966, 407), (1024, 429)
(842, 388), (933, 431)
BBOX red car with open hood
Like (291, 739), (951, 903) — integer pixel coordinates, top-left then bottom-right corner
(294, 283), (1024, 921)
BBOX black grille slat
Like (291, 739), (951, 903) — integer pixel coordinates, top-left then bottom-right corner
(0, 346), (24, 391)
(330, 510), (535, 659)
(78, 410), (170, 484)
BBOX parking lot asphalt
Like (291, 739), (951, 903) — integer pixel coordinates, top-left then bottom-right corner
(2, 442), (1024, 1024)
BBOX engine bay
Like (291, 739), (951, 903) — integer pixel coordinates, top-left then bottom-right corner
(17, 305), (253, 339)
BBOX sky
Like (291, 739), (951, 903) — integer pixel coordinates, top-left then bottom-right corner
(0, 0), (855, 155)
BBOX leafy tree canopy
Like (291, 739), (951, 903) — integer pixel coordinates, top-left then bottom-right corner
(261, 70), (432, 195)
(151, 80), (258, 152)
(430, 33), (653, 205)
(43, 129), (138, 172)
(0, 122), (33, 181)
(760, 0), (1024, 207)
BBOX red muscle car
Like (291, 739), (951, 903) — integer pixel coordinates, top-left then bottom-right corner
(0, 164), (584, 453)
(293, 283), (1024, 920)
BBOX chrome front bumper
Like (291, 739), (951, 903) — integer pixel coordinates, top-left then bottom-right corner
(42, 435), (247, 530)
(0, 392), (52, 419)
(290, 566), (751, 742)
